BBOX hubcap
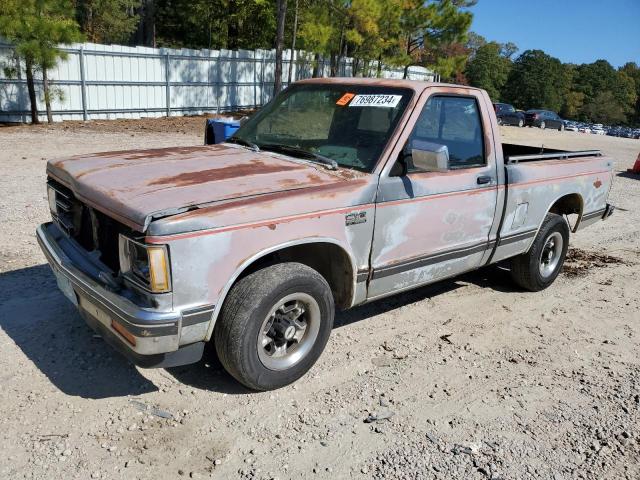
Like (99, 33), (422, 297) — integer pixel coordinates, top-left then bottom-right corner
(257, 293), (321, 371)
(539, 232), (563, 278)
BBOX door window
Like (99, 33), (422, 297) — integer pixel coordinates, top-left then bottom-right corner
(405, 96), (485, 171)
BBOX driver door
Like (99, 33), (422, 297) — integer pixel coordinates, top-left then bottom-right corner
(367, 89), (499, 300)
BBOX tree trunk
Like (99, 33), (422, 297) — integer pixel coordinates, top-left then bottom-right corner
(145, 0), (156, 47)
(403, 36), (412, 79)
(42, 67), (53, 124)
(335, 24), (346, 77)
(227, 1), (239, 50)
(287, 0), (298, 85)
(273, 0), (288, 95)
(25, 57), (39, 124)
(312, 53), (321, 78)
(376, 54), (383, 78)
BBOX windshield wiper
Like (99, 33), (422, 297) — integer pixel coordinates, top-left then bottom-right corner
(259, 143), (338, 170)
(226, 136), (260, 152)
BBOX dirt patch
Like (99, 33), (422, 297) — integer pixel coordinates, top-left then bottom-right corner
(563, 248), (627, 277)
(1, 122), (639, 480)
(0, 110), (254, 136)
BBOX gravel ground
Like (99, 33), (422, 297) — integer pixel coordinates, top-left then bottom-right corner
(0, 119), (639, 480)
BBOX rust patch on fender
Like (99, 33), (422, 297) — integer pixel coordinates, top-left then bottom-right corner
(593, 179), (602, 188)
(147, 159), (305, 187)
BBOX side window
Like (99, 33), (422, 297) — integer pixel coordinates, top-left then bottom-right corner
(405, 95), (485, 171)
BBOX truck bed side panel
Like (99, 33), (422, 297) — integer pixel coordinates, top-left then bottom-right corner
(491, 155), (613, 263)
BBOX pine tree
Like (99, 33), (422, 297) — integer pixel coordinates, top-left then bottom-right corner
(0, 0), (83, 123)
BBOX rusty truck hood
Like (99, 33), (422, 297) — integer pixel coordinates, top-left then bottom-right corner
(47, 144), (356, 231)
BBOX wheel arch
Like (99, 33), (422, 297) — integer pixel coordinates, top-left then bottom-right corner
(205, 238), (358, 341)
(546, 192), (584, 233)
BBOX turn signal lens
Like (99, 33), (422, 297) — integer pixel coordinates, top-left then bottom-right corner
(119, 235), (171, 293)
(148, 246), (170, 292)
(111, 319), (137, 346)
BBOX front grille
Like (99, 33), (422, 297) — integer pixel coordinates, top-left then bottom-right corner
(48, 177), (132, 273)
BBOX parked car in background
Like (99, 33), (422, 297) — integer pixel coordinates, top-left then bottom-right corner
(591, 124), (606, 135)
(525, 110), (564, 130)
(494, 103), (525, 127)
(579, 125), (592, 134)
(564, 121), (579, 132)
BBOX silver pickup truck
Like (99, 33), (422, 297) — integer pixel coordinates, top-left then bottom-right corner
(38, 78), (614, 390)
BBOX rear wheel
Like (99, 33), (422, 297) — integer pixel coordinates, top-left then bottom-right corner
(540, 121), (546, 129)
(510, 213), (569, 291)
(518, 119), (524, 127)
(559, 124), (565, 132)
(215, 262), (334, 391)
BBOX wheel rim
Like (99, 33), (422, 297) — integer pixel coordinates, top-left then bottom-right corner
(541, 122), (546, 129)
(257, 293), (321, 371)
(519, 119), (523, 127)
(539, 232), (563, 278)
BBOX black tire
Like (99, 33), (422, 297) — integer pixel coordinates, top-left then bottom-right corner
(214, 262), (334, 391)
(540, 121), (546, 129)
(510, 213), (570, 292)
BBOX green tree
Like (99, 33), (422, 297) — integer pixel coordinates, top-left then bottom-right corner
(620, 62), (640, 125)
(400, 0), (473, 79)
(74, 0), (140, 44)
(582, 91), (627, 125)
(573, 59), (636, 123)
(465, 41), (511, 101)
(502, 49), (566, 112)
(0, 0), (83, 124)
(154, 0), (275, 50)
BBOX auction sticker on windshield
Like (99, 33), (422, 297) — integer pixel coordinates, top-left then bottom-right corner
(349, 94), (402, 108)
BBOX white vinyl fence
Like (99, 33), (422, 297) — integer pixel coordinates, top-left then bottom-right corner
(0, 42), (437, 123)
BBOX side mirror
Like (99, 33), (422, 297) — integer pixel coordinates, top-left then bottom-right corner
(411, 140), (450, 172)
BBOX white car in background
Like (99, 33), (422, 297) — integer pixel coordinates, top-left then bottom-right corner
(579, 125), (592, 134)
(591, 124), (606, 135)
(565, 123), (579, 132)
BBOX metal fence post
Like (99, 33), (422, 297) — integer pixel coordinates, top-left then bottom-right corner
(253, 51), (257, 108)
(165, 52), (171, 117)
(216, 54), (222, 114)
(260, 55), (265, 106)
(79, 46), (88, 121)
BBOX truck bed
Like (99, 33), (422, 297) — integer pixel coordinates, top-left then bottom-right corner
(502, 143), (601, 164)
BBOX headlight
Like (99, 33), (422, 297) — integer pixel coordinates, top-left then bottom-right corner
(47, 185), (58, 214)
(119, 235), (171, 293)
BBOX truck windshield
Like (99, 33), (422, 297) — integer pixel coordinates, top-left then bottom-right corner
(231, 84), (413, 172)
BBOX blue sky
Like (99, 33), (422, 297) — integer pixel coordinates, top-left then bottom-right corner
(468, 0), (640, 67)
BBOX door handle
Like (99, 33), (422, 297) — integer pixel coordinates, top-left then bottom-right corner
(477, 175), (492, 185)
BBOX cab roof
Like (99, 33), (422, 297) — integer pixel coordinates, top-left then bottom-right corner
(294, 77), (477, 94)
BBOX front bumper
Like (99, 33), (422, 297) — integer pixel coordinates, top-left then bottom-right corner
(36, 223), (208, 368)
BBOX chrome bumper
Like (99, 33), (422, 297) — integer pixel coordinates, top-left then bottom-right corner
(36, 223), (207, 368)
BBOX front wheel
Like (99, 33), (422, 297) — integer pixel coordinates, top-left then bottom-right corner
(510, 213), (569, 291)
(215, 262), (335, 391)
(559, 124), (565, 132)
(540, 121), (546, 129)
(518, 119), (524, 127)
